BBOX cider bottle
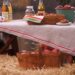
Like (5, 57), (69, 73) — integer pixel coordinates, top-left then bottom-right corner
(2, 0), (9, 21)
(37, 0), (45, 15)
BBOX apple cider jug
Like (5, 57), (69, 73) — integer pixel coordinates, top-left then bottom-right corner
(2, 0), (13, 21)
(2, 0), (9, 21)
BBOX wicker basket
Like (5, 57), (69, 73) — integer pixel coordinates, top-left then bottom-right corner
(17, 51), (63, 69)
(43, 51), (62, 68)
(17, 52), (44, 69)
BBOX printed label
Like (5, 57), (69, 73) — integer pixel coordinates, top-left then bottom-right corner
(2, 12), (9, 20)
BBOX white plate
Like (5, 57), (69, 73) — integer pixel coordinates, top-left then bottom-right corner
(56, 22), (72, 26)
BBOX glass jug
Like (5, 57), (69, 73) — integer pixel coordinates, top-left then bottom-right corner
(25, 6), (35, 16)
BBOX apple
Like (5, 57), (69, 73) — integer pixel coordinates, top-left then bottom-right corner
(63, 5), (71, 10)
(56, 5), (75, 10)
(52, 49), (59, 53)
(55, 5), (63, 10)
(20, 50), (31, 55)
(35, 50), (40, 54)
(47, 46), (54, 51)
(42, 49), (50, 54)
(31, 51), (35, 54)
(71, 6), (75, 10)
(40, 44), (47, 50)
(31, 50), (41, 54)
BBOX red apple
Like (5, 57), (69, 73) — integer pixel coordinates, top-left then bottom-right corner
(31, 51), (36, 54)
(55, 5), (63, 9)
(52, 49), (59, 53)
(35, 50), (40, 54)
(47, 46), (54, 51)
(43, 49), (50, 54)
(31, 50), (40, 54)
(71, 6), (75, 10)
(40, 44), (48, 50)
(20, 50), (31, 55)
(63, 5), (71, 10)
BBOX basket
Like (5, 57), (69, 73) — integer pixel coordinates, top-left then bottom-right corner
(43, 51), (62, 68)
(17, 52), (43, 69)
(17, 50), (63, 69)
(56, 9), (75, 22)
